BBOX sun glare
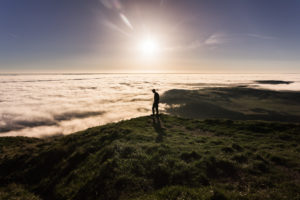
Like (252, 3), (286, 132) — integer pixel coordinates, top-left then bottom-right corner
(138, 36), (160, 57)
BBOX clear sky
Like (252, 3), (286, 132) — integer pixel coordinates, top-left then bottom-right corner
(0, 0), (300, 73)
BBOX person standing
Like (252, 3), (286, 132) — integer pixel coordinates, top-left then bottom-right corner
(152, 89), (159, 116)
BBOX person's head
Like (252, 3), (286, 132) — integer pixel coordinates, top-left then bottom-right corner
(152, 89), (156, 93)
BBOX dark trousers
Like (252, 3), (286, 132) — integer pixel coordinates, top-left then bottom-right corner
(152, 102), (159, 115)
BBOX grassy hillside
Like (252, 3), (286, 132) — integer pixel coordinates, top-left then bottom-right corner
(1, 114), (300, 200)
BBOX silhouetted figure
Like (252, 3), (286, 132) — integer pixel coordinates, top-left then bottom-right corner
(152, 89), (159, 116)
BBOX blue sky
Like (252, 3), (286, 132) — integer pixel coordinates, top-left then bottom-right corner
(0, 0), (300, 72)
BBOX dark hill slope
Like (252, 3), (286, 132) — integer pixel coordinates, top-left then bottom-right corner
(161, 87), (300, 122)
(1, 115), (300, 200)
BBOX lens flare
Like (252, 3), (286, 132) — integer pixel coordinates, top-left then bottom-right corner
(120, 13), (133, 30)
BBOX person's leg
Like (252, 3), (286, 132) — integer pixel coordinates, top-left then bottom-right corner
(155, 104), (159, 115)
(152, 103), (155, 115)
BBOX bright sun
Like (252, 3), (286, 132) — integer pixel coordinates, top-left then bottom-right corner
(138, 36), (160, 57)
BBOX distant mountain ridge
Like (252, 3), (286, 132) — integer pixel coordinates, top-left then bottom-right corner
(161, 87), (300, 122)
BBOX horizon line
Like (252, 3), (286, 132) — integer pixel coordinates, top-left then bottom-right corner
(1, 72), (300, 75)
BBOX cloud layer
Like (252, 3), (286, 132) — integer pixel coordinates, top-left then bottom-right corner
(0, 73), (299, 137)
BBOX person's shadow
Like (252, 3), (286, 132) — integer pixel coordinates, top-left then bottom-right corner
(152, 115), (166, 142)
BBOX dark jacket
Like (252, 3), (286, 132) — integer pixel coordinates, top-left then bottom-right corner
(154, 92), (159, 104)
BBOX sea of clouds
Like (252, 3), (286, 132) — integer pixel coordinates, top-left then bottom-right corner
(1, 73), (299, 137)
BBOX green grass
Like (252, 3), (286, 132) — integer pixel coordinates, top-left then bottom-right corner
(1, 114), (300, 200)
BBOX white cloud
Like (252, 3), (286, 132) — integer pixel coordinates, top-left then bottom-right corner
(99, 0), (122, 10)
(204, 33), (228, 45)
(164, 40), (203, 52)
(1, 74), (298, 137)
(247, 34), (276, 40)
